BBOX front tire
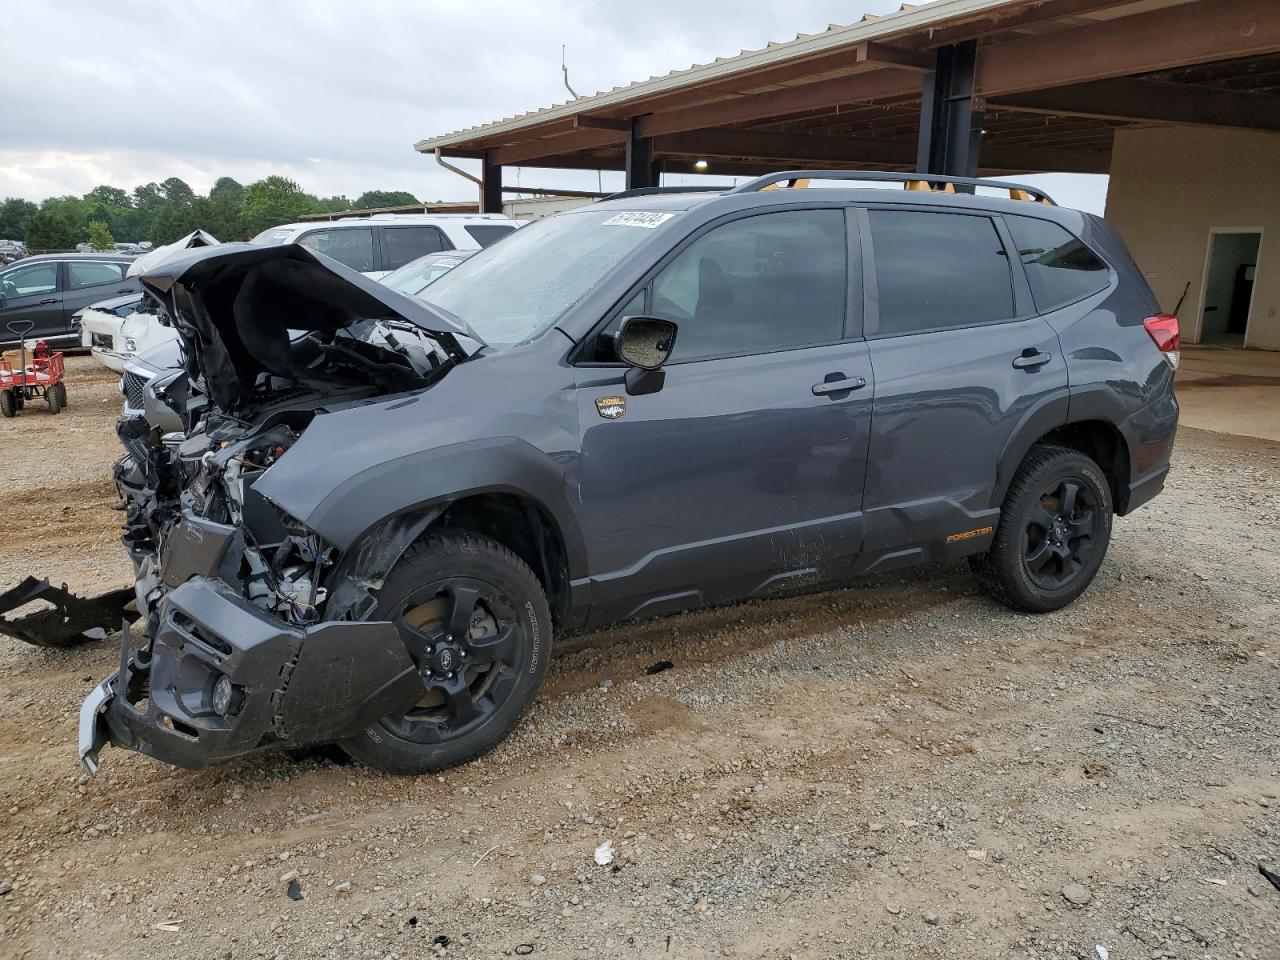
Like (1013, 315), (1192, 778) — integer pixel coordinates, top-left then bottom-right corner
(970, 444), (1113, 613)
(340, 532), (551, 774)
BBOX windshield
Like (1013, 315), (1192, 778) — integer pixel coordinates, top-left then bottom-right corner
(249, 228), (294, 246)
(421, 209), (676, 346)
(382, 254), (469, 297)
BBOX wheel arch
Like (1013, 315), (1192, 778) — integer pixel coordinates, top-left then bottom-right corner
(998, 417), (1131, 515)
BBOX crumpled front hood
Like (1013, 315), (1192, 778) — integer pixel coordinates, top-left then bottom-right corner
(139, 243), (483, 412)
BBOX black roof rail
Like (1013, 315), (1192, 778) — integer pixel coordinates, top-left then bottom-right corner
(603, 185), (730, 202)
(727, 170), (1056, 205)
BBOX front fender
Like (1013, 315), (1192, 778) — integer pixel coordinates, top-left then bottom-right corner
(255, 431), (587, 582)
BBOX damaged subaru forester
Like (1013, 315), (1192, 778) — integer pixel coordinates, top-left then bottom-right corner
(79, 171), (1179, 775)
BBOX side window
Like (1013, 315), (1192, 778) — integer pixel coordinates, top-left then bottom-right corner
(298, 228), (375, 273)
(1, 262), (58, 297)
(650, 209), (847, 362)
(68, 261), (126, 290)
(382, 226), (448, 270)
(464, 224), (516, 247)
(1005, 215), (1108, 311)
(868, 210), (1014, 336)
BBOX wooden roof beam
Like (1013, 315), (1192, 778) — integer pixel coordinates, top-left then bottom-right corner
(990, 77), (1280, 132)
(654, 127), (1110, 174)
(976, 0), (1280, 97)
(637, 68), (921, 139)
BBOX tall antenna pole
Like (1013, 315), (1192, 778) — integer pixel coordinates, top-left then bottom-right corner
(562, 45), (579, 99)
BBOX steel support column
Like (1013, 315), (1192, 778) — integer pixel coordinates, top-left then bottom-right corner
(481, 151), (503, 213)
(625, 118), (659, 190)
(916, 40), (983, 185)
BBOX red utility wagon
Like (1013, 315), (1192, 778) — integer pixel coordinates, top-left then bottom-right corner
(1, 320), (68, 417)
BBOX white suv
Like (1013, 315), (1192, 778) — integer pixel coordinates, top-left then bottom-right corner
(249, 214), (519, 279)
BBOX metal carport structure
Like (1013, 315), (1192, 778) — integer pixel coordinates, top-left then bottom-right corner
(415, 0), (1279, 203)
(415, 0), (1280, 348)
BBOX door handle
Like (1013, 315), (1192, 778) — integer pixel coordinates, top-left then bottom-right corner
(117, 288), (133, 294)
(39, 298), (59, 305)
(1012, 350), (1052, 370)
(812, 375), (867, 396)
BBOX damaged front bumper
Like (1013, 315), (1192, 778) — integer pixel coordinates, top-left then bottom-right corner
(79, 576), (425, 773)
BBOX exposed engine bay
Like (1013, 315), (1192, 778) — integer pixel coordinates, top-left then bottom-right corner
(78, 243), (482, 773)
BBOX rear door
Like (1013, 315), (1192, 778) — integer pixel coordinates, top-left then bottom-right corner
(574, 207), (875, 623)
(64, 260), (137, 324)
(297, 226), (376, 275)
(0, 260), (64, 343)
(376, 225), (451, 278)
(859, 205), (1069, 568)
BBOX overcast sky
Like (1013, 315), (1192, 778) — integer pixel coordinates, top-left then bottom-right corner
(2, 0), (1106, 212)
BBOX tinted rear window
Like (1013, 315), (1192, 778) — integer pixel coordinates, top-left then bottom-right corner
(465, 224), (516, 247)
(382, 226), (448, 270)
(1005, 215), (1109, 311)
(869, 210), (1014, 336)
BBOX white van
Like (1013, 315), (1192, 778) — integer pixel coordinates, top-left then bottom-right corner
(249, 214), (519, 280)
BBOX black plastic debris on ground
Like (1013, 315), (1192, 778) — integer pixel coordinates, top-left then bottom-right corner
(433, 934), (450, 947)
(645, 660), (674, 676)
(1261, 862), (1280, 893)
(287, 879), (303, 901)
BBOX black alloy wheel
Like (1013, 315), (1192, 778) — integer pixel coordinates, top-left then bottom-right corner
(970, 444), (1113, 612)
(341, 532), (550, 774)
(1022, 478), (1099, 590)
(384, 578), (523, 744)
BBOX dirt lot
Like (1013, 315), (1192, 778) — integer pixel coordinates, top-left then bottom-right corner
(1, 355), (1277, 960)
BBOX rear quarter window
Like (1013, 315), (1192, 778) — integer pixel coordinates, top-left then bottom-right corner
(1005, 215), (1109, 311)
(464, 224), (517, 247)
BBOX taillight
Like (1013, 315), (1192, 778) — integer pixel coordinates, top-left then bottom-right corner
(1143, 314), (1180, 369)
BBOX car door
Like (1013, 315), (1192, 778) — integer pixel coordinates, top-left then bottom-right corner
(0, 260), (63, 343)
(858, 206), (1069, 569)
(376, 225), (450, 279)
(296, 226), (376, 275)
(64, 260), (137, 325)
(574, 207), (874, 624)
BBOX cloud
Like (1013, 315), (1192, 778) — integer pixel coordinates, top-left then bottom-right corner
(0, 0), (1105, 213)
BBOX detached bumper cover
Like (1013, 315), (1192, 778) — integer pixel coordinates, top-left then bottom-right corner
(0, 577), (137, 648)
(79, 576), (424, 771)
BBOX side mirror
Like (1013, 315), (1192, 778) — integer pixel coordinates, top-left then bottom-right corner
(614, 316), (678, 397)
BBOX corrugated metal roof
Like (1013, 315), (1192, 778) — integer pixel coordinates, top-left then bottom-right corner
(414, 0), (1021, 152)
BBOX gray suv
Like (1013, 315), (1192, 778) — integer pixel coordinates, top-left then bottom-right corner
(80, 171), (1179, 776)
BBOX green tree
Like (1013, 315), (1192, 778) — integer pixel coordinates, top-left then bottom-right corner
(149, 204), (189, 246)
(209, 176), (245, 208)
(0, 198), (38, 240)
(240, 176), (320, 235)
(82, 185), (135, 241)
(38, 196), (88, 242)
(159, 177), (196, 208)
(87, 220), (115, 251)
(23, 209), (79, 251)
(353, 190), (418, 209)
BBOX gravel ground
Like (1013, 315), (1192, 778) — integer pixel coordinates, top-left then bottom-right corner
(0, 357), (1277, 960)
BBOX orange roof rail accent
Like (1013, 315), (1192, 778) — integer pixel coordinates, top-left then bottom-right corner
(761, 177), (811, 191)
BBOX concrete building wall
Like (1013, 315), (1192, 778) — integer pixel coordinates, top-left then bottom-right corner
(1104, 125), (1280, 350)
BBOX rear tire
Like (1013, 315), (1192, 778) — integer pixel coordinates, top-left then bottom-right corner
(340, 532), (551, 775)
(970, 444), (1113, 613)
(0, 390), (13, 418)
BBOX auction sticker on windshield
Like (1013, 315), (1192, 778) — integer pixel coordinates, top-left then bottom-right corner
(603, 212), (674, 228)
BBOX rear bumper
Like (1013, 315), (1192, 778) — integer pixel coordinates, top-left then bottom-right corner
(1117, 389), (1178, 515)
(79, 576), (424, 771)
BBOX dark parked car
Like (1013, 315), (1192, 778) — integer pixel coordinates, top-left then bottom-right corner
(0, 253), (139, 347)
(79, 171), (1179, 777)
